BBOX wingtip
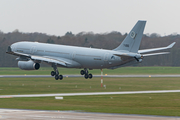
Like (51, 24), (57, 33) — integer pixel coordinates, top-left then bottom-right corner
(168, 42), (176, 48)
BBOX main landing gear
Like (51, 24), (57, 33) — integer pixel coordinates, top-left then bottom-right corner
(80, 68), (93, 79)
(51, 64), (63, 80)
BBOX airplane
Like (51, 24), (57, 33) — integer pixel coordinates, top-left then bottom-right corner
(6, 20), (175, 80)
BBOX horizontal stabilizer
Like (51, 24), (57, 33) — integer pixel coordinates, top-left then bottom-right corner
(114, 53), (138, 58)
(139, 42), (176, 54)
(143, 52), (169, 57)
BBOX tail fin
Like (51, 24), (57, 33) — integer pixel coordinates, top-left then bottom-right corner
(114, 20), (146, 53)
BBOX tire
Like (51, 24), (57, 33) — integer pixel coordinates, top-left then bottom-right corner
(84, 74), (89, 79)
(89, 74), (93, 79)
(59, 75), (63, 80)
(80, 70), (85, 75)
(51, 71), (55, 76)
(55, 75), (59, 80)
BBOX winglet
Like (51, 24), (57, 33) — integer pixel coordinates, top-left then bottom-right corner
(167, 42), (176, 48)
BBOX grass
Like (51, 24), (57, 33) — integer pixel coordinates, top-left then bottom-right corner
(1, 94), (180, 116)
(0, 66), (180, 75)
(0, 77), (180, 116)
(0, 77), (180, 95)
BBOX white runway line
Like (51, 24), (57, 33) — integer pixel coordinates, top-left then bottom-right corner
(0, 90), (180, 98)
(1, 74), (180, 78)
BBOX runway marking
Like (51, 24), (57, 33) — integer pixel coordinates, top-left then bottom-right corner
(0, 90), (180, 98)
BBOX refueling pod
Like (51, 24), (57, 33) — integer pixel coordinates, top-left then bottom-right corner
(18, 60), (40, 70)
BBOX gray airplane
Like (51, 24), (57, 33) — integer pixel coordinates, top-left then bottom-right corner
(6, 21), (175, 80)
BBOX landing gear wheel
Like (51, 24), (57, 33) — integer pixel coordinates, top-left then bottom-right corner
(51, 71), (55, 76)
(80, 70), (85, 75)
(59, 75), (63, 80)
(88, 74), (93, 79)
(52, 64), (64, 80)
(55, 75), (59, 80)
(84, 74), (89, 79)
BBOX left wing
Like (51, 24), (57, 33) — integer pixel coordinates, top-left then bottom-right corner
(31, 55), (71, 66)
(6, 46), (70, 67)
(138, 42), (175, 54)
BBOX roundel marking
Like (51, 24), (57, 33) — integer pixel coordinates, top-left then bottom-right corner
(130, 31), (136, 39)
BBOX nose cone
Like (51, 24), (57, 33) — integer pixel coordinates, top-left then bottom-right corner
(7, 45), (13, 53)
(10, 43), (15, 51)
(7, 43), (17, 53)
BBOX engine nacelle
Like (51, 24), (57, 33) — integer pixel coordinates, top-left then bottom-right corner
(18, 60), (40, 70)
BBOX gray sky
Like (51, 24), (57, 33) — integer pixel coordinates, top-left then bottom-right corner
(0, 0), (180, 36)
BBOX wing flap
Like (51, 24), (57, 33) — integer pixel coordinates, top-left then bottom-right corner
(142, 52), (169, 57)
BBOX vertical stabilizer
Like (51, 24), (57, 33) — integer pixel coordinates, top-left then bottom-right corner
(114, 21), (146, 53)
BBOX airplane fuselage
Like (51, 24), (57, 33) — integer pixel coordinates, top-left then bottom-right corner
(11, 41), (133, 69)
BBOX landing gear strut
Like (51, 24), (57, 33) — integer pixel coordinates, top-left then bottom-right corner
(51, 64), (63, 80)
(80, 68), (93, 79)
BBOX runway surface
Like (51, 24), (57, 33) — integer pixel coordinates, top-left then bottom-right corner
(0, 108), (179, 120)
(1, 90), (180, 98)
(1, 74), (180, 78)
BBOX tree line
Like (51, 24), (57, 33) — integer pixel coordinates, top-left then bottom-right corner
(0, 30), (179, 67)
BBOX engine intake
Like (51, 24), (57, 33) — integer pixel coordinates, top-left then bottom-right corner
(18, 60), (40, 70)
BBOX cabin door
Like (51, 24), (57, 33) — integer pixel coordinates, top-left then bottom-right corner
(104, 53), (109, 66)
(30, 46), (36, 55)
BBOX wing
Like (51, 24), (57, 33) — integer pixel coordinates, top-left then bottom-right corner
(138, 42), (176, 54)
(6, 46), (70, 67)
(31, 55), (71, 66)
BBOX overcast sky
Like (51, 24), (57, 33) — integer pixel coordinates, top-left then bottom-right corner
(0, 0), (180, 36)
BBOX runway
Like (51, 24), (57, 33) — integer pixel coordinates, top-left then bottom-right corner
(1, 90), (180, 98)
(0, 108), (179, 120)
(1, 74), (180, 78)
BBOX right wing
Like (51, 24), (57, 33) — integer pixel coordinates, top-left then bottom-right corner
(138, 42), (176, 54)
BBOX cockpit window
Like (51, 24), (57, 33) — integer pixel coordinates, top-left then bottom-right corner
(111, 56), (115, 60)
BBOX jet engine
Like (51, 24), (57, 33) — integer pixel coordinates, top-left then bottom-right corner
(18, 60), (40, 70)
